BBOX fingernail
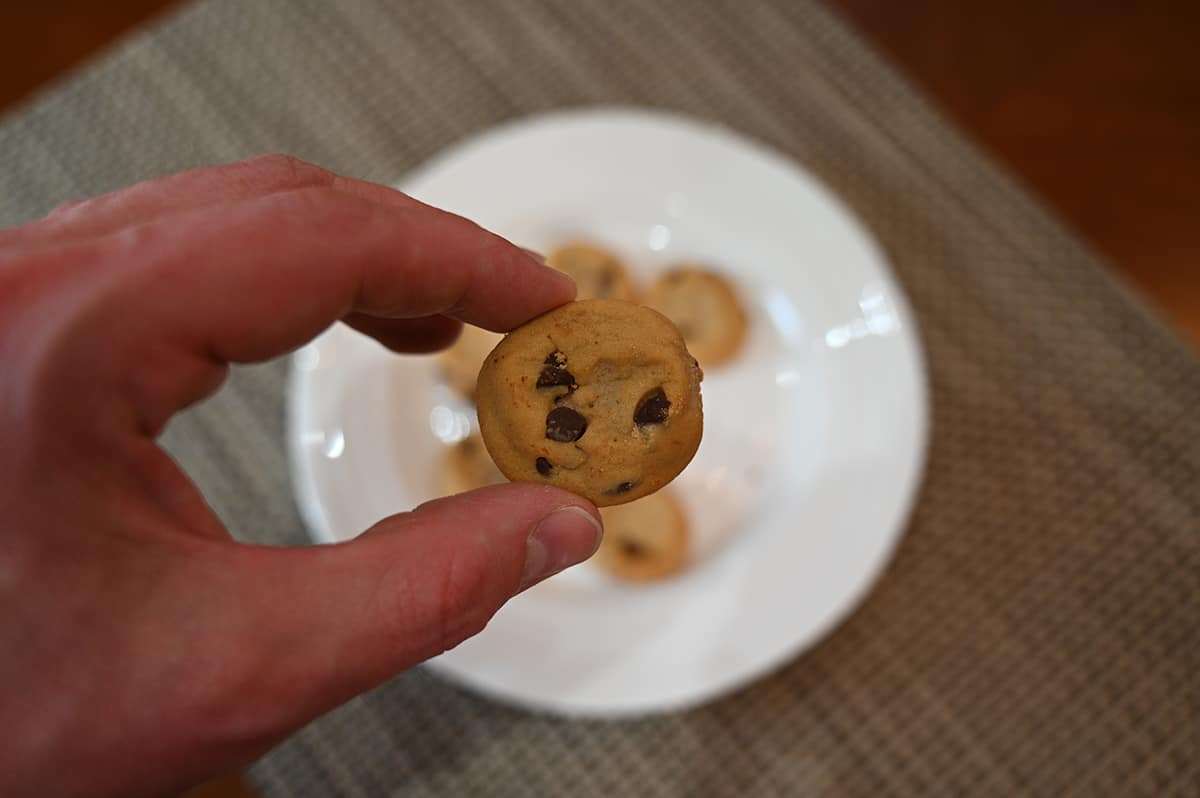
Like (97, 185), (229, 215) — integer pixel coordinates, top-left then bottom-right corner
(523, 246), (576, 299)
(521, 506), (603, 590)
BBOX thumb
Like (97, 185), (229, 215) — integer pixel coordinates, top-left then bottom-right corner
(209, 483), (601, 744)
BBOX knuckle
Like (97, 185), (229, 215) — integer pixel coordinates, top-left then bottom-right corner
(44, 198), (87, 220)
(275, 184), (378, 232)
(435, 544), (496, 649)
(371, 538), (498, 658)
(243, 153), (335, 188)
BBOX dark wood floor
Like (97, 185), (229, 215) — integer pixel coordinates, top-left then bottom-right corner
(1, 3), (1195, 797)
(837, 1), (1200, 344)
(2, 1), (1196, 345)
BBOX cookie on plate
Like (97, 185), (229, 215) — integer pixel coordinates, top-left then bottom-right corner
(645, 266), (747, 367)
(476, 299), (703, 507)
(547, 243), (637, 301)
(438, 430), (507, 496)
(595, 488), (689, 581)
(437, 325), (503, 400)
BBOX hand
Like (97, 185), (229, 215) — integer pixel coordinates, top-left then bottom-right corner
(0, 155), (603, 798)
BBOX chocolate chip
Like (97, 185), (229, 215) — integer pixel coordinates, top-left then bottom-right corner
(535, 457), (553, 476)
(546, 407), (587, 442)
(608, 481), (636, 495)
(620, 539), (646, 559)
(634, 387), (671, 425)
(536, 351), (575, 389)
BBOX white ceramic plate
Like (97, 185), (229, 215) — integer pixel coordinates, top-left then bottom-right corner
(288, 109), (928, 717)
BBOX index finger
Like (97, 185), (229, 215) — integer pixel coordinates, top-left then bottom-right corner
(135, 185), (572, 346)
(35, 183), (575, 434)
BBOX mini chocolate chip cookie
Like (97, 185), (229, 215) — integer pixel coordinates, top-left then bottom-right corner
(595, 488), (689, 581)
(547, 243), (636, 301)
(645, 266), (747, 367)
(438, 430), (507, 495)
(476, 299), (703, 507)
(438, 325), (503, 400)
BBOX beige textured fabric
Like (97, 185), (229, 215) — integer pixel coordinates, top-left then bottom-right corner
(2, 1), (1197, 795)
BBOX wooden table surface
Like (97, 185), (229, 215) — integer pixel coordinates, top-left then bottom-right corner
(2, 2), (1195, 796)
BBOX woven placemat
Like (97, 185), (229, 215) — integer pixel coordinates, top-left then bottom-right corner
(3, 1), (1197, 795)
